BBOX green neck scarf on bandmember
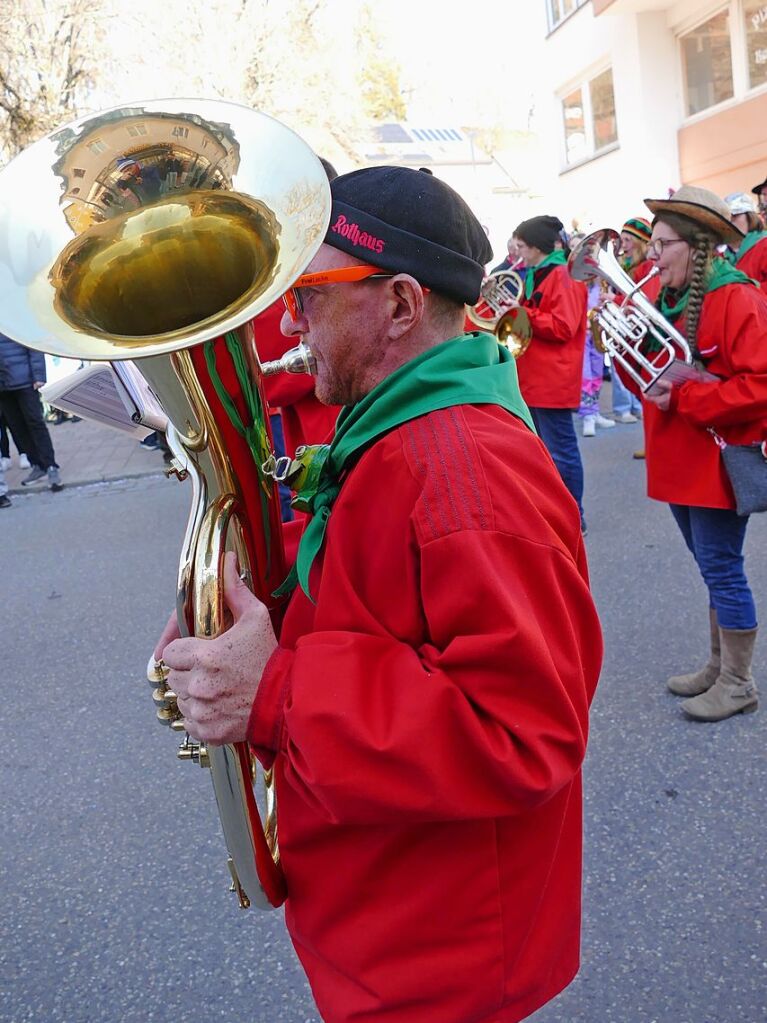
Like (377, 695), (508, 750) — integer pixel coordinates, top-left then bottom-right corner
(735, 230), (767, 262)
(275, 332), (535, 602)
(524, 250), (567, 300)
(658, 256), (757, 321)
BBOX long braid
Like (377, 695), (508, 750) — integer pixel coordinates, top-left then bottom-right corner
(652, 213), (717, 361)
(685, 231), (714, 358)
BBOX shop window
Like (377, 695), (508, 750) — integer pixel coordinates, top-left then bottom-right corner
(680, 9), (734, 115)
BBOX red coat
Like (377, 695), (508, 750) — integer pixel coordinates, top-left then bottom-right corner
(254, 300), (340, 455)
(248, 404), (602, 1023)
(620, 281), (767, 508)
(736, 235), (767, 293)
(515, 265), (587, 408)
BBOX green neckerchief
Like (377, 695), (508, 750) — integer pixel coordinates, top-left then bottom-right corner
(275, 332), (534, 602)
(658, 257), (757, 321)
(735, 230), (767, 262)
(524, 250), (567, 300)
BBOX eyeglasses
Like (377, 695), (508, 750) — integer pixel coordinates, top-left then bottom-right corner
(647, 237), (688, 257)
(282, 264), (395, 321)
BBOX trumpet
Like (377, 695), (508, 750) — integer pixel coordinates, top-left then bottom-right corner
(568, 229), (715, 392)
(466, 269), (532, 358)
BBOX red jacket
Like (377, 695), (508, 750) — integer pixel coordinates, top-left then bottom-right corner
(254, 300), (340, 456)
(515, 264), (587, 408)
(736, 235), (767, 293)
(248, 404), (602, 1023)
(620, 281), (767, 507)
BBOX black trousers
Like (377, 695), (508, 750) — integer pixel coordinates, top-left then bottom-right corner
(0, 388), (58, 470)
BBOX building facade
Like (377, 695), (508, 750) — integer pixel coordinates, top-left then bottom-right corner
(537, 0), (767, 229)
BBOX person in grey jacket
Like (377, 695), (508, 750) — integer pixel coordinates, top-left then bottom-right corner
(0, 333), (63, 490)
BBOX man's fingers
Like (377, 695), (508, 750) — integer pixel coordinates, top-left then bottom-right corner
(163, 636), (203, 671)
(223, 550), (258, 623)
(153, 610), (181, 661)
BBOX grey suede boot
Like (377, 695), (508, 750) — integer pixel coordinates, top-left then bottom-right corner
(667, 608), (720, 696)
(681, 627), (759, 721)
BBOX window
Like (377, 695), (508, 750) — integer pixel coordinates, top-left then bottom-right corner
(562, 88), (586, 163)
(561, 67), (617, 166)
(87, 139), (107, 154)
(172, 125), (190, 138)
(72, 167), (85, 178)
(680, 10), (734, 115)
(744, 2), (767, 89)
(126, 123), (148, 137)
(547, 0), (589, 32)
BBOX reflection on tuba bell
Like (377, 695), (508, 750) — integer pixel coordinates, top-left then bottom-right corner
(466, 269), (532, 358)
(568, 229), (708, 391)
(0, 99), (332, 910)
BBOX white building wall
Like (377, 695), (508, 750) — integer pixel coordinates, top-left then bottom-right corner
(536, 5), (682, 232)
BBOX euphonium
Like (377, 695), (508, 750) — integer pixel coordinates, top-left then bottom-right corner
(0, 99), (331, 909)
(568, 229), (712, 391)
(466, 268), (533, 358)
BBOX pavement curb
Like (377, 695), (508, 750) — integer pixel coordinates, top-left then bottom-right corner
(6, 468), (167, 497)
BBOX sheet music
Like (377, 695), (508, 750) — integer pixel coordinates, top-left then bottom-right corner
(41, 363), (167, 437)
(644, 359), (719, 395)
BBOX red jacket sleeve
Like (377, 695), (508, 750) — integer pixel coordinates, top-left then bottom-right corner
(249, 528), (600, 827)
(673, 286), (767, 434)
(524, 268), (587, 344)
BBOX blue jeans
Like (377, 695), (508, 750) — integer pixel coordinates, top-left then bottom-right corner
(530, 408), (584, 523)
(610, 363), (642, 416)
(669, 504), (757, 630)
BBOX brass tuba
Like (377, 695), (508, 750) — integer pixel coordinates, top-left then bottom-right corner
(466, 268), (533, 358)
(568, 229), (715, 392)
(0, 99), (331, 909)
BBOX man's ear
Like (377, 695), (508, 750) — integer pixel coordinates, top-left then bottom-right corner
(387, 274), (425, 338)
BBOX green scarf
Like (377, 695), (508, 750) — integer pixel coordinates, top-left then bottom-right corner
(658, 257), (757, 321)
(524, 250), (567, 300)
(275, 332), (534, 602)
(735, 230), (767, 263)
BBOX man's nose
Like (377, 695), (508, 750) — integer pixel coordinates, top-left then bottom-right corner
(280, 307), (304, 338)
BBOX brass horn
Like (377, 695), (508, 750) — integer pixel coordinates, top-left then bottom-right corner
(0, 99), (332, 910)
(466, 269), (532, 358)
(567, 229), (713, 391)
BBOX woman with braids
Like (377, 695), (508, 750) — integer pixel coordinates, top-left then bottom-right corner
(724, 192), (767, 292)
(624, 185), (767, 721)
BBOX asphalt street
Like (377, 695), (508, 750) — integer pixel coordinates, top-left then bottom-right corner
(1, 418), (765, 1023)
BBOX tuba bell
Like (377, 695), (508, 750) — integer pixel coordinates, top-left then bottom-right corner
(466, 268), (533, 358)
(568, 229), (715, 392)
(0, 99), (332, 910)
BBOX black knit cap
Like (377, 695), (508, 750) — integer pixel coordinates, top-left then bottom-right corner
(325, 166), (493, 304)
(514, 215), (565, 254)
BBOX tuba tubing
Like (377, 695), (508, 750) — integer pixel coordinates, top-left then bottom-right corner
(0, 99), (332, 910)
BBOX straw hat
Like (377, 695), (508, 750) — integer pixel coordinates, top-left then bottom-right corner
(644, 185), (743, 247)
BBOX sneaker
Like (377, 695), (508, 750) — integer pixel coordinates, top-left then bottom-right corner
(615, 412), (638, 424)
(0, 494), (11, 509)
(18, 453), (30, 469)
(595, 414), (616, 429)
(633, 449), (646, 460)
(21, 465), (46, 485)
(48, 466), (64, 492)
(140, 432), (161, 450)
(582, 416), (596, 437)
(0, 456), (11, 471)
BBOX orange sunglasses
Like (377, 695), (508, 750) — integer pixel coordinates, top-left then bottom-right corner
(282, 264), (394, 320)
